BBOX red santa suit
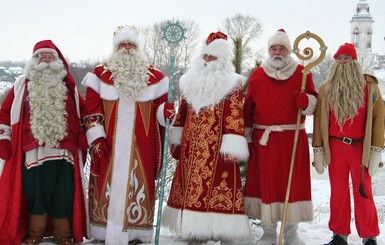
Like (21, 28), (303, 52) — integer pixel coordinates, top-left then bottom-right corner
(161, 32), (251, 242)
(82, 64), (168, 244)
(0, 51), (88, 244)
(243, 57), (317, 225)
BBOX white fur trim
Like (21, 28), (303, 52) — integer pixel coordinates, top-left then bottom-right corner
(268, 30), (292, 53)
(32, 48), (58, 57)
(86, 125), (106, 146)
(0, 124), (11, 140)
(302, 94), (317, 115)
(10, 76), (26, 125)
(200, 38), (231, 60)
(112, 28), (140, 51)
(82, 72), (169, 102)
(181, 209), (251, 241)
(244, 197), (313, 225)
(169, 126), (183, 146)
(220, 134), (249, 161)
(157, 102), (166, 127)
(161, 205), (182, 233)
(0, 159), (4, 179)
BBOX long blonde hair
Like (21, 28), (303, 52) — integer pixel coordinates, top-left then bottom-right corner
(324, 60), (366, 129)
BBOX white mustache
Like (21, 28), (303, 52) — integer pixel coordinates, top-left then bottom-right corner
(34, 61), (62, 71)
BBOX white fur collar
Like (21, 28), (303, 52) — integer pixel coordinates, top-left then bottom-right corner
(261, 57), (298, 80)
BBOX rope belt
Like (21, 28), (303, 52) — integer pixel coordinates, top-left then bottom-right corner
(330, 136), (363, 149)
(253, 123), (306, 146)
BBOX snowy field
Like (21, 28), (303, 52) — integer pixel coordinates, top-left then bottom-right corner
(34, 117), (385, 244)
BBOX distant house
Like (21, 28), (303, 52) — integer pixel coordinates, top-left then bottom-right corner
(0, 67), (11, 82)
(8, 66), (23, 75)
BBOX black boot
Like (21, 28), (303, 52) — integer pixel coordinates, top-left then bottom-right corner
(364, 239), (377, 245)
(324, 235), (348, 245)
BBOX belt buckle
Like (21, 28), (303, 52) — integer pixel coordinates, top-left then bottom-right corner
(342, 137), (353, 145)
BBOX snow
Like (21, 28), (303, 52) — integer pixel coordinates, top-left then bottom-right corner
(34, 132), (385, 244)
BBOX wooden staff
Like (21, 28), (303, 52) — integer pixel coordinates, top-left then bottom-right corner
(278, 31), (327, 245)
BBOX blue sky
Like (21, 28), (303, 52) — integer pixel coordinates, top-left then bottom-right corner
(0, 0), (384, 62)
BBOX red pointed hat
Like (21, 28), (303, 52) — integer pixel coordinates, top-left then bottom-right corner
(201, 31), (231, 59)
(33, 40), (59, 57)
(333, 43), (357, 60)
(268, 28), (292, 52)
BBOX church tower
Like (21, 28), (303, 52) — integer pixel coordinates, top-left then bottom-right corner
(350, 0), (373, 52)
(350, 0), (375, 71)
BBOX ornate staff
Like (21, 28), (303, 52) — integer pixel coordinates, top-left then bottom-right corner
(154, 20), (185, 245)
(278, 31), (327, 245)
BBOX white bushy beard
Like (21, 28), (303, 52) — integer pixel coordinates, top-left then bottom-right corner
(106, 48), (149, 101)
(179, 55), (237, 113)
(27, 58), (68, 148)
(267, 54), (291, 70)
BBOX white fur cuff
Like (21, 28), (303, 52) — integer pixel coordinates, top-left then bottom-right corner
(86, 125), (106, 146)
(220, 134), (249, 161)
(302, 94), (317, 115)
(0, 124), (11, 140)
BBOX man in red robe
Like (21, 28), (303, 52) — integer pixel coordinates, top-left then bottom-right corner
(243, 29), (318, 245)
(0, 40), (88, 245)
(161, 31), (251, 243)
(81, 25), (173, 245)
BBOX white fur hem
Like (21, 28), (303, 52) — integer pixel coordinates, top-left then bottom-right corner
(181, 209), (251, 241)
(244, 197), (313, 225)
(220, 134), (249, 161)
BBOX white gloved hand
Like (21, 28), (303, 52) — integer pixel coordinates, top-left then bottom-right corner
(313, 147), (326, 174)
(368, 146), (383, 177)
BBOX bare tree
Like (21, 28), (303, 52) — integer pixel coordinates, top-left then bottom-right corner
(141, 19), (200, 101)
(223, 14), (263, 73)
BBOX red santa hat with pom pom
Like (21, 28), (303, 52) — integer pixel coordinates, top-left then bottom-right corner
(200, 31), (231, 60)
(268, 29), (292, 53)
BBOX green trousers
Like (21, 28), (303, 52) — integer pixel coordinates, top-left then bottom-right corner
(22, 159), (74, 218)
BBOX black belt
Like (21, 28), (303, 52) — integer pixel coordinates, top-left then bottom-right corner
(330, 136), (363, 149)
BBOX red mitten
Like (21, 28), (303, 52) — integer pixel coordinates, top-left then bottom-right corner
(0, 139), (12, 160)
(164, 102), (175, 120)
(91, 137), (109, 159)
(296, 92), (309, 110)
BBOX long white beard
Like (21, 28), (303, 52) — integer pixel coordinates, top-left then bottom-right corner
(27, 60), (68, 147)
(179, 56), (239, 113)
(106, 48), (149, 101)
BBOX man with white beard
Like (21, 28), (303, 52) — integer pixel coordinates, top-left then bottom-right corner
(81, 25), (174, 245)
(243, 29), (318, 245)
(0, 40), (88, 245)
(313, 43), (384, 245)
(161, 31), (251, 243)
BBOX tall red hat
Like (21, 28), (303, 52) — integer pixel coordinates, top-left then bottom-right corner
(333, 43), (357, 60)
(200, 31), (231, 60)
(32, 40), (76, 92)
(268, 29), (292, 52)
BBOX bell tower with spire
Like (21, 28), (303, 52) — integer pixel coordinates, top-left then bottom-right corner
(350, 0), (375, 71)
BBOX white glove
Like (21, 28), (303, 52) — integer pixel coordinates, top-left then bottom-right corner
(368, 146), (383, 177)
(313, 147), (326, 174)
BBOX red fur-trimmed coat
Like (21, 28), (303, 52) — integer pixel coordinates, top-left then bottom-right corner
(0, 76), (88, 245)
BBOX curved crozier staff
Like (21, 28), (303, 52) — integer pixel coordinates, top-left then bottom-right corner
(154, 21), (186, 245)
(277, 31), (327, 245)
